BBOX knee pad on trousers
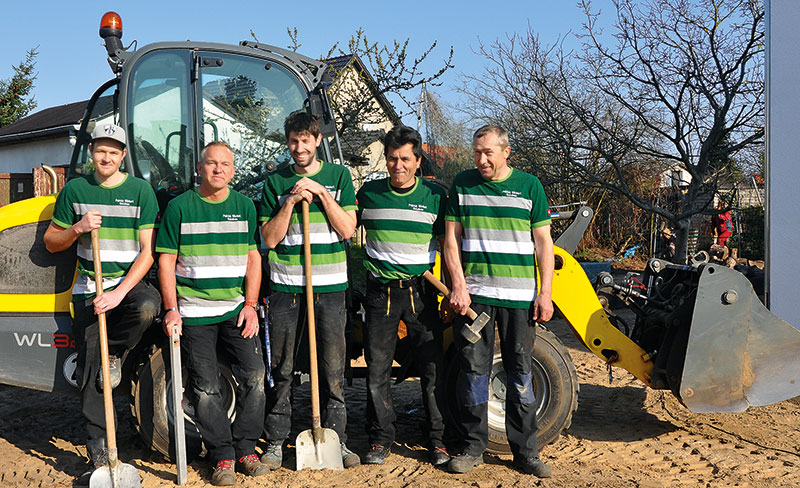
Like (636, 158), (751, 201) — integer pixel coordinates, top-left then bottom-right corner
(459, 372), (489, 407)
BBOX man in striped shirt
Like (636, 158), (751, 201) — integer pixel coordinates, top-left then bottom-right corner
(157, 141), (268, 486)
(44, 124), (161, 484)
(444, 125), (555, 478)
(357, 125), (449, 466)
(260, 112), (360, 468)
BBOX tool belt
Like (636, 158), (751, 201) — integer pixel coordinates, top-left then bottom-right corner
(368, 274), (422, 289)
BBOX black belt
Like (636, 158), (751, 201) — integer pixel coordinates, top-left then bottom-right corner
(369, 275), (421, 289)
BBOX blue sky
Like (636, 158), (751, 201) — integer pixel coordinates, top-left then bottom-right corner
(0, 0), (614, 124)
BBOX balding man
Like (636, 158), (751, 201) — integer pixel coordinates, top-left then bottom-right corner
(157, 141), (267, 486)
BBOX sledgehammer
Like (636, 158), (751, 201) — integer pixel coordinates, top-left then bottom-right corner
(422, 270), (490, 343)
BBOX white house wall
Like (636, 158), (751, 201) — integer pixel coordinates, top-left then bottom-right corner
(0, 137), (74, 173)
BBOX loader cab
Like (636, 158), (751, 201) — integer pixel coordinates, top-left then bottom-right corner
(70, 41), (334, 207)
(0, 22), (337, 394)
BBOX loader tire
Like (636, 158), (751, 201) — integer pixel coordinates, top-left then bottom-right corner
(129, 345), (237, 461)
(445, 324), (579, 454)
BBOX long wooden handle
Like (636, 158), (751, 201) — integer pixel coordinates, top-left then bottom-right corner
(302, 201), (322, 430)
(422, 270), (478, 321)
(91, 228), (118, 459)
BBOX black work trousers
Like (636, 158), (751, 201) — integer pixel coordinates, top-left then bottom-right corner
(454, 302), (538, 459)
(264, 290), (348, 443)
(72, 280), (161, 462)
(182, 314), (266, 463)
(364, 277), (445, 448)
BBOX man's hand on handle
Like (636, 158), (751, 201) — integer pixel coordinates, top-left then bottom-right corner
(449, 284), (472, 316)
(74, 210), (102, 234)
(163, 309), (183, 337)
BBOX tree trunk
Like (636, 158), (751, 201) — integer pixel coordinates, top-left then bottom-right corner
(673, 219), (691, 264)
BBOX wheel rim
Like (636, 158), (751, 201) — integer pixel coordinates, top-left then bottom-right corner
(165, 367), (237, 429)
(487, 352), (550, 435)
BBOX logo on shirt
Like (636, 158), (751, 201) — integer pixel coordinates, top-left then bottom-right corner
(502, 190), (522, 198)
(115, 198), (134, 206)
(408, 203), (428, 211)
(223, 214), (242, 221)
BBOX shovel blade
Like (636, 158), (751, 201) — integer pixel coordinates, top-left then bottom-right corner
(295, 428), (343, 471)
(89, 463), (141, 488)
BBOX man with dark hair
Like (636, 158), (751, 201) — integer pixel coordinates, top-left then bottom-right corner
(444, 124), (554, 478)
(357, 125), (449, 466)
(260, 111), (360, 469)
(43, 124), (161, 485)
(157, 141), (268, 486)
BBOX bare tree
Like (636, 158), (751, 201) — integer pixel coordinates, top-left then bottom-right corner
(324, 29), (454, 163)
(420, 87), (473, 185)
(270, 27), (454, 165)
(460, 0), (764, 262)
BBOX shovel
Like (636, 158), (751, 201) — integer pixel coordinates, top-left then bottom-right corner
(169, 324), (188, 485)
(89, 228), (142, 487)
(295, 200), (344, 471)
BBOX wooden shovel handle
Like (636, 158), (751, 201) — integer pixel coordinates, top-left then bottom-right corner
(91, 228), (118, 456)
(302, 201), (322, 429)
(422, 270), (478, 321)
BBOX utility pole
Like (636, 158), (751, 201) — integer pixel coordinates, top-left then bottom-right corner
(417, 81), (426, 132)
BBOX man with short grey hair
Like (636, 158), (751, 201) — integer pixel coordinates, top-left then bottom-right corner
(157, 141), (268, 486)
(444, 124), (555, 478)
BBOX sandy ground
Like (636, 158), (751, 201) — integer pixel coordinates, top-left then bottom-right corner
(1, 318), (799, 488)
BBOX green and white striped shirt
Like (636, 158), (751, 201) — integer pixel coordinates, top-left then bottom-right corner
(156, 188), (257, 325)
(51, 174), (158, 301)
(260, 161), (357, 293)
(446, 168), (551, 309)
(357, 177), (445, 282)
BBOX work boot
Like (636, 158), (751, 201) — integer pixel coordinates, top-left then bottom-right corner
(260, 441), (283, 470)
(237, 453), (269, 477)
(513, 456), (552, 478)
(211, 459), (235, 486)
(76, 460), (105, 486)
(364, 443), (390, 465)
(77, 443), (108, 485)
(341, 443), (361, 468)
(97, 355), (122, 390)
(448, 453), (484, 474)
(429, 446), (450, 466)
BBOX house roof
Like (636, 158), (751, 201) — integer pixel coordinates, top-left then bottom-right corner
(323, 54), (401, 124)
(0, 100), (87, 142)
(325, 54), (354, 74)
(421, 143), (461, 169)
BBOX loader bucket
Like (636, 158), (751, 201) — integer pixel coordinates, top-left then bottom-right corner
(679, 263), (800, 413)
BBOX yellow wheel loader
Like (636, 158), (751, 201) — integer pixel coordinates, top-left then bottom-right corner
(0, 11), (797, 460)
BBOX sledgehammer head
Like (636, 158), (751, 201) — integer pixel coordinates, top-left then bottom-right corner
(463, 310), (491, 343)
